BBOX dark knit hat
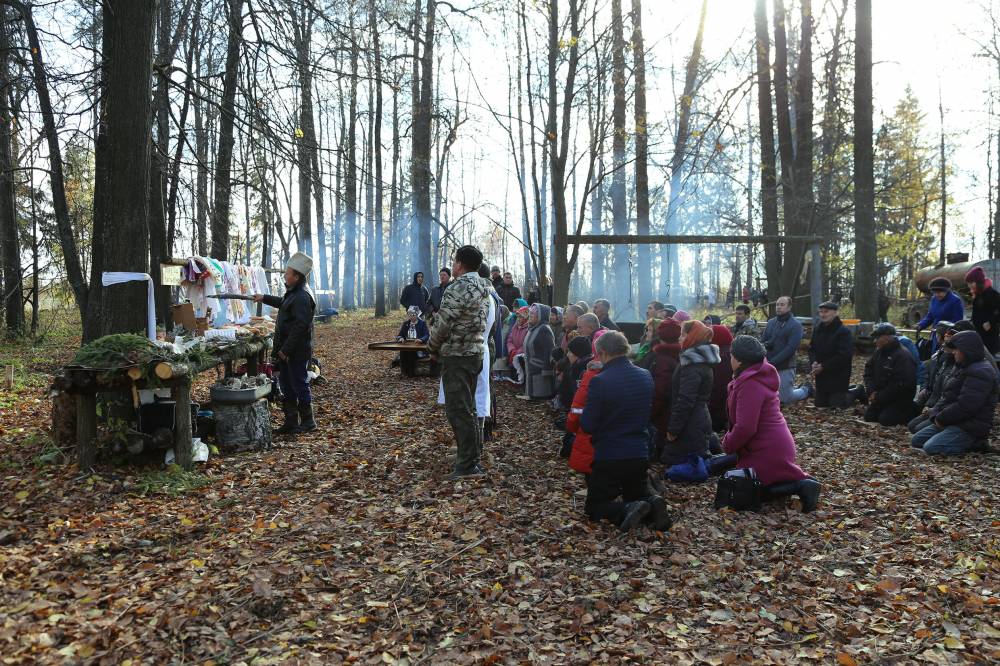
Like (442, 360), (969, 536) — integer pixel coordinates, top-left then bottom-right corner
(657, 318), (682, 344)
(568, 336), (592, 359)
(951, 319), (976, 333)
(928, 276), (952, 291)
(965, 266), (986, 284)
(935, 320), (955, 335)
(818, 300), (839, 310)
(872, 323), (897, 339)
(731, 335), (767, 364)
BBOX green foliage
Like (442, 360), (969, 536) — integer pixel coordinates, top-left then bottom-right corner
(71, 333), (159, 368)
(134, 464), (209, 496)
(875, 88), (942, 298)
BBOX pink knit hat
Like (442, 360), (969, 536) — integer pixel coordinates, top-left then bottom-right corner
(673, 310), (691, 322)
(591, 328), (608, 356)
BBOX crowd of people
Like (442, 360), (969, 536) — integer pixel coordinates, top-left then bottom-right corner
(407, 252), (1000, 533)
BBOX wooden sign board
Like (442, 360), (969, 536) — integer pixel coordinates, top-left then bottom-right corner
(160, 264), (183, 286)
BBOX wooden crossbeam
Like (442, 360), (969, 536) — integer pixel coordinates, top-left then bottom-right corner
(558, 234), (824, 245)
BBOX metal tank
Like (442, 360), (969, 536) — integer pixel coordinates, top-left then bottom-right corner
(913, 258), (1000, 296)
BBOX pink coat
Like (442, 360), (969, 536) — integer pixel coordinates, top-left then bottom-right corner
(506, 322), (529, 360)
(722, 360), (807, 486)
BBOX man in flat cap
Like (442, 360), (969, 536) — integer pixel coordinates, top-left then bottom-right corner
(254, 251), (317, 434)
(808, 301), (854, 408)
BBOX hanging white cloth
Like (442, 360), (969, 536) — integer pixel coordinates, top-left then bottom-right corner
(437, 294), (494, 418)
(101, 271), (156, 341)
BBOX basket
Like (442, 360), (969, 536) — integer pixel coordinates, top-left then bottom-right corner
(210, 383), (272, 404)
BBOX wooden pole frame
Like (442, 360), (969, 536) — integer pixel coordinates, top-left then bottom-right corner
(558, 234), (826, 320)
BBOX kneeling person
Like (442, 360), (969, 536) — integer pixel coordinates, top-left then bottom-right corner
(911, 331), (999, 455)
(859, 324), (917, 426)
(253, 252), (317, 434)
(580, 331), (671, 532)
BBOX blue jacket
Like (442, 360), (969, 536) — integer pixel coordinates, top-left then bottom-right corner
(398, 319), (429, 343)
(897, 335), (927, 387)
(917, 290), (965, 352)
(761, 313), (803, 370)
(580, 356), (654, 461)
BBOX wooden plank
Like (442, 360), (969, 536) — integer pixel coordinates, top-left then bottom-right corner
(368, 341), (429, 352)
(172, 382), (194, 471)
(76, 394), (97, 470)
(558, 234), (824, 245)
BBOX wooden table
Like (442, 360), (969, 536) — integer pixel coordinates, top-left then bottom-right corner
(367, 341), (430, 377)
(55, 337), (270, 471)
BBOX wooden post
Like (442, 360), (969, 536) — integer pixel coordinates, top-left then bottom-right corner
(810, 242), (823, 327)
(76, 393), (97, 470)
(246, 350), (259, 375)
(3, 364), (13, 388)
(172, 381), (194, 470)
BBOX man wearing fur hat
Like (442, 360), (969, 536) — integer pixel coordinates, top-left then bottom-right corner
(254, 251), (317, 434)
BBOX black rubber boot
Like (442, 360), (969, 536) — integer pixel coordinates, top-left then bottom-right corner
(796, 479), (821, 513)
(619, 501), (651, 532)
(646, 495), (674, 532)
(274, 401), (299, 435)
(297, 403), (316, 433)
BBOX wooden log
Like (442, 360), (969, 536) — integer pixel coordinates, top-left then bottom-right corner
(214, 399), (272, 452)
(154, 361), (191, 380)
(76, 393), (97, 470)
(126, 366), (143, 381)
(51, 389), (76, 446)
(172, 381), (194, 470)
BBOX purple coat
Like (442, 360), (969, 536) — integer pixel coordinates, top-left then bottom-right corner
(722, 360), (807, 486)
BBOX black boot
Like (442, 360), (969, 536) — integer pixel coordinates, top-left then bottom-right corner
(646, 495), (674, 532)
(796, 479), (821, 513)
(274, 401), (300, 435)
(619, 501), (651, 532)
(298, 402), (316, 433)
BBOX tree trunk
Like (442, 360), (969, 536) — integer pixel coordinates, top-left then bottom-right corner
(0, 5), (22, 337)
(149, 0), (171, 328)
(8, 0), (88, 319)
(938, 89), (947, 266)
(772, 0), (795, 255)
(853, 0), (877, 321)
(664, 0), (708, 302)
(632, 0), (651, 311)
(610, 0), (628, 310)
(783, 0), (813, 309)
(389, 75), (400, 310)
(85, 0), (156, 340)
(371, 0), (385, 316)
(294, 7), (316, 270)
(342, 32), (360, 310)
(754, 0), (782, 299)
(411, 0), (435, 274)
(210, 0), (243, 261)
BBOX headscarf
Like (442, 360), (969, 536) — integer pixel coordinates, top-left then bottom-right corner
(529, 303), (551, 329)
(710, 324), (734, 348)
(507, 298), (529, 325)
(681, 320), (713, 350)
(674, 310), (691, 323)
(657, 318), (681, 344)
(591, 328), (608, 356)
(550, 306), (564, 322)
(406, 306), (421, 318)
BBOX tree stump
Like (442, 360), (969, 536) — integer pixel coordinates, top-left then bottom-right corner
(51, 389), (77, 447)
(214, 399), (272, 452)
(76, 394), (97, 470)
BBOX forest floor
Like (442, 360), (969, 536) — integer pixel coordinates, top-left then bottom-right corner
(1, 311), (998, 665)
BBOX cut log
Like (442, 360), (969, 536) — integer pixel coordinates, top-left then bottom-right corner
(154, 361), (191, 380)
(214, 398), (272, 452)
(126, 366), (143, 381)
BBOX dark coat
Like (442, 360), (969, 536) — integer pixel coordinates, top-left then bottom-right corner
(599, 316), (620, 332)
(397, 318), (430, 344)
(863, 337), (917, 408)
(930, 332), (999, 439)
(809, 317), (854, 393)
(261, 282), (315, 361)
(650, 342), (680, 435)
(580, 356), (654, 461)
(400, 273), (430, 312)
(709, 326), (734, 431)
(924, 350), (956, 410)
(559, 353), (592, 409)
(524, 304), (556, 398)
(971, 285), (1000, 354)
(429, 281), (451, 311)
(496, 283), (522, 310)
(663, 343), (720, 464)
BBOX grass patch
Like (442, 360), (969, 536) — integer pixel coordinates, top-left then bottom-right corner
(133, 464), (209, 496)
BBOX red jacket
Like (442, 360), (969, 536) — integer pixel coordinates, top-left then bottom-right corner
(567, 366), (600, 474)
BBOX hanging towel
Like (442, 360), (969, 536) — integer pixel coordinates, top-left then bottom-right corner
(102, 272), (156, 341)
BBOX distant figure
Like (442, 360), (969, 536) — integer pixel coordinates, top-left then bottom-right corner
(856, 323), (917, 426)
(506, 306), (530, 384)
(428, 268), (452, 312)
(761, 296), (809, 406)
(400, 272), (430, 312)
(397, 306), (430, 345)
(808, 301), (854, 408)
(490, 265), (503, 290)
(593, 299), (619, 331)
(965, 266), (1000, 355)
(523, 304), (556, 399)
(914, 277), (964, 354)
(645, 301), (665, 320)
(730, 304), (759, 338)
(496, 272), (523, 310)
(549, 307), (564, 346)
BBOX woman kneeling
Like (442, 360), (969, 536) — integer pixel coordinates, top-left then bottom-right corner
(721, 336), (821, 512)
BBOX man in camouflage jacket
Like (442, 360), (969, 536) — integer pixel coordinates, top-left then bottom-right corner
(428, 245), (490, 478)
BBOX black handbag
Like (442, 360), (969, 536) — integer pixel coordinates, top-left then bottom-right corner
(713, 468), (763, 511)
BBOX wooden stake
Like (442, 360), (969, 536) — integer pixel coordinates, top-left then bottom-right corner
(3, 364), (13, 389)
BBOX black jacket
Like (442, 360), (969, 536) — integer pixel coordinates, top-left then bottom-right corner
(971, 286), (1000, 354)
(863, 338), (917, 407)
(663, 343), (720, 464)
(924, 350), (956, 410)
(809, 317), (854, 392)
(496, 283), (522, 310)
(930, 332), (999, 439)
(429, 281), (450, 311)
(400, 273), (430, 312)
(262, 282), (315, 361)
(599, 316), (620, 332)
